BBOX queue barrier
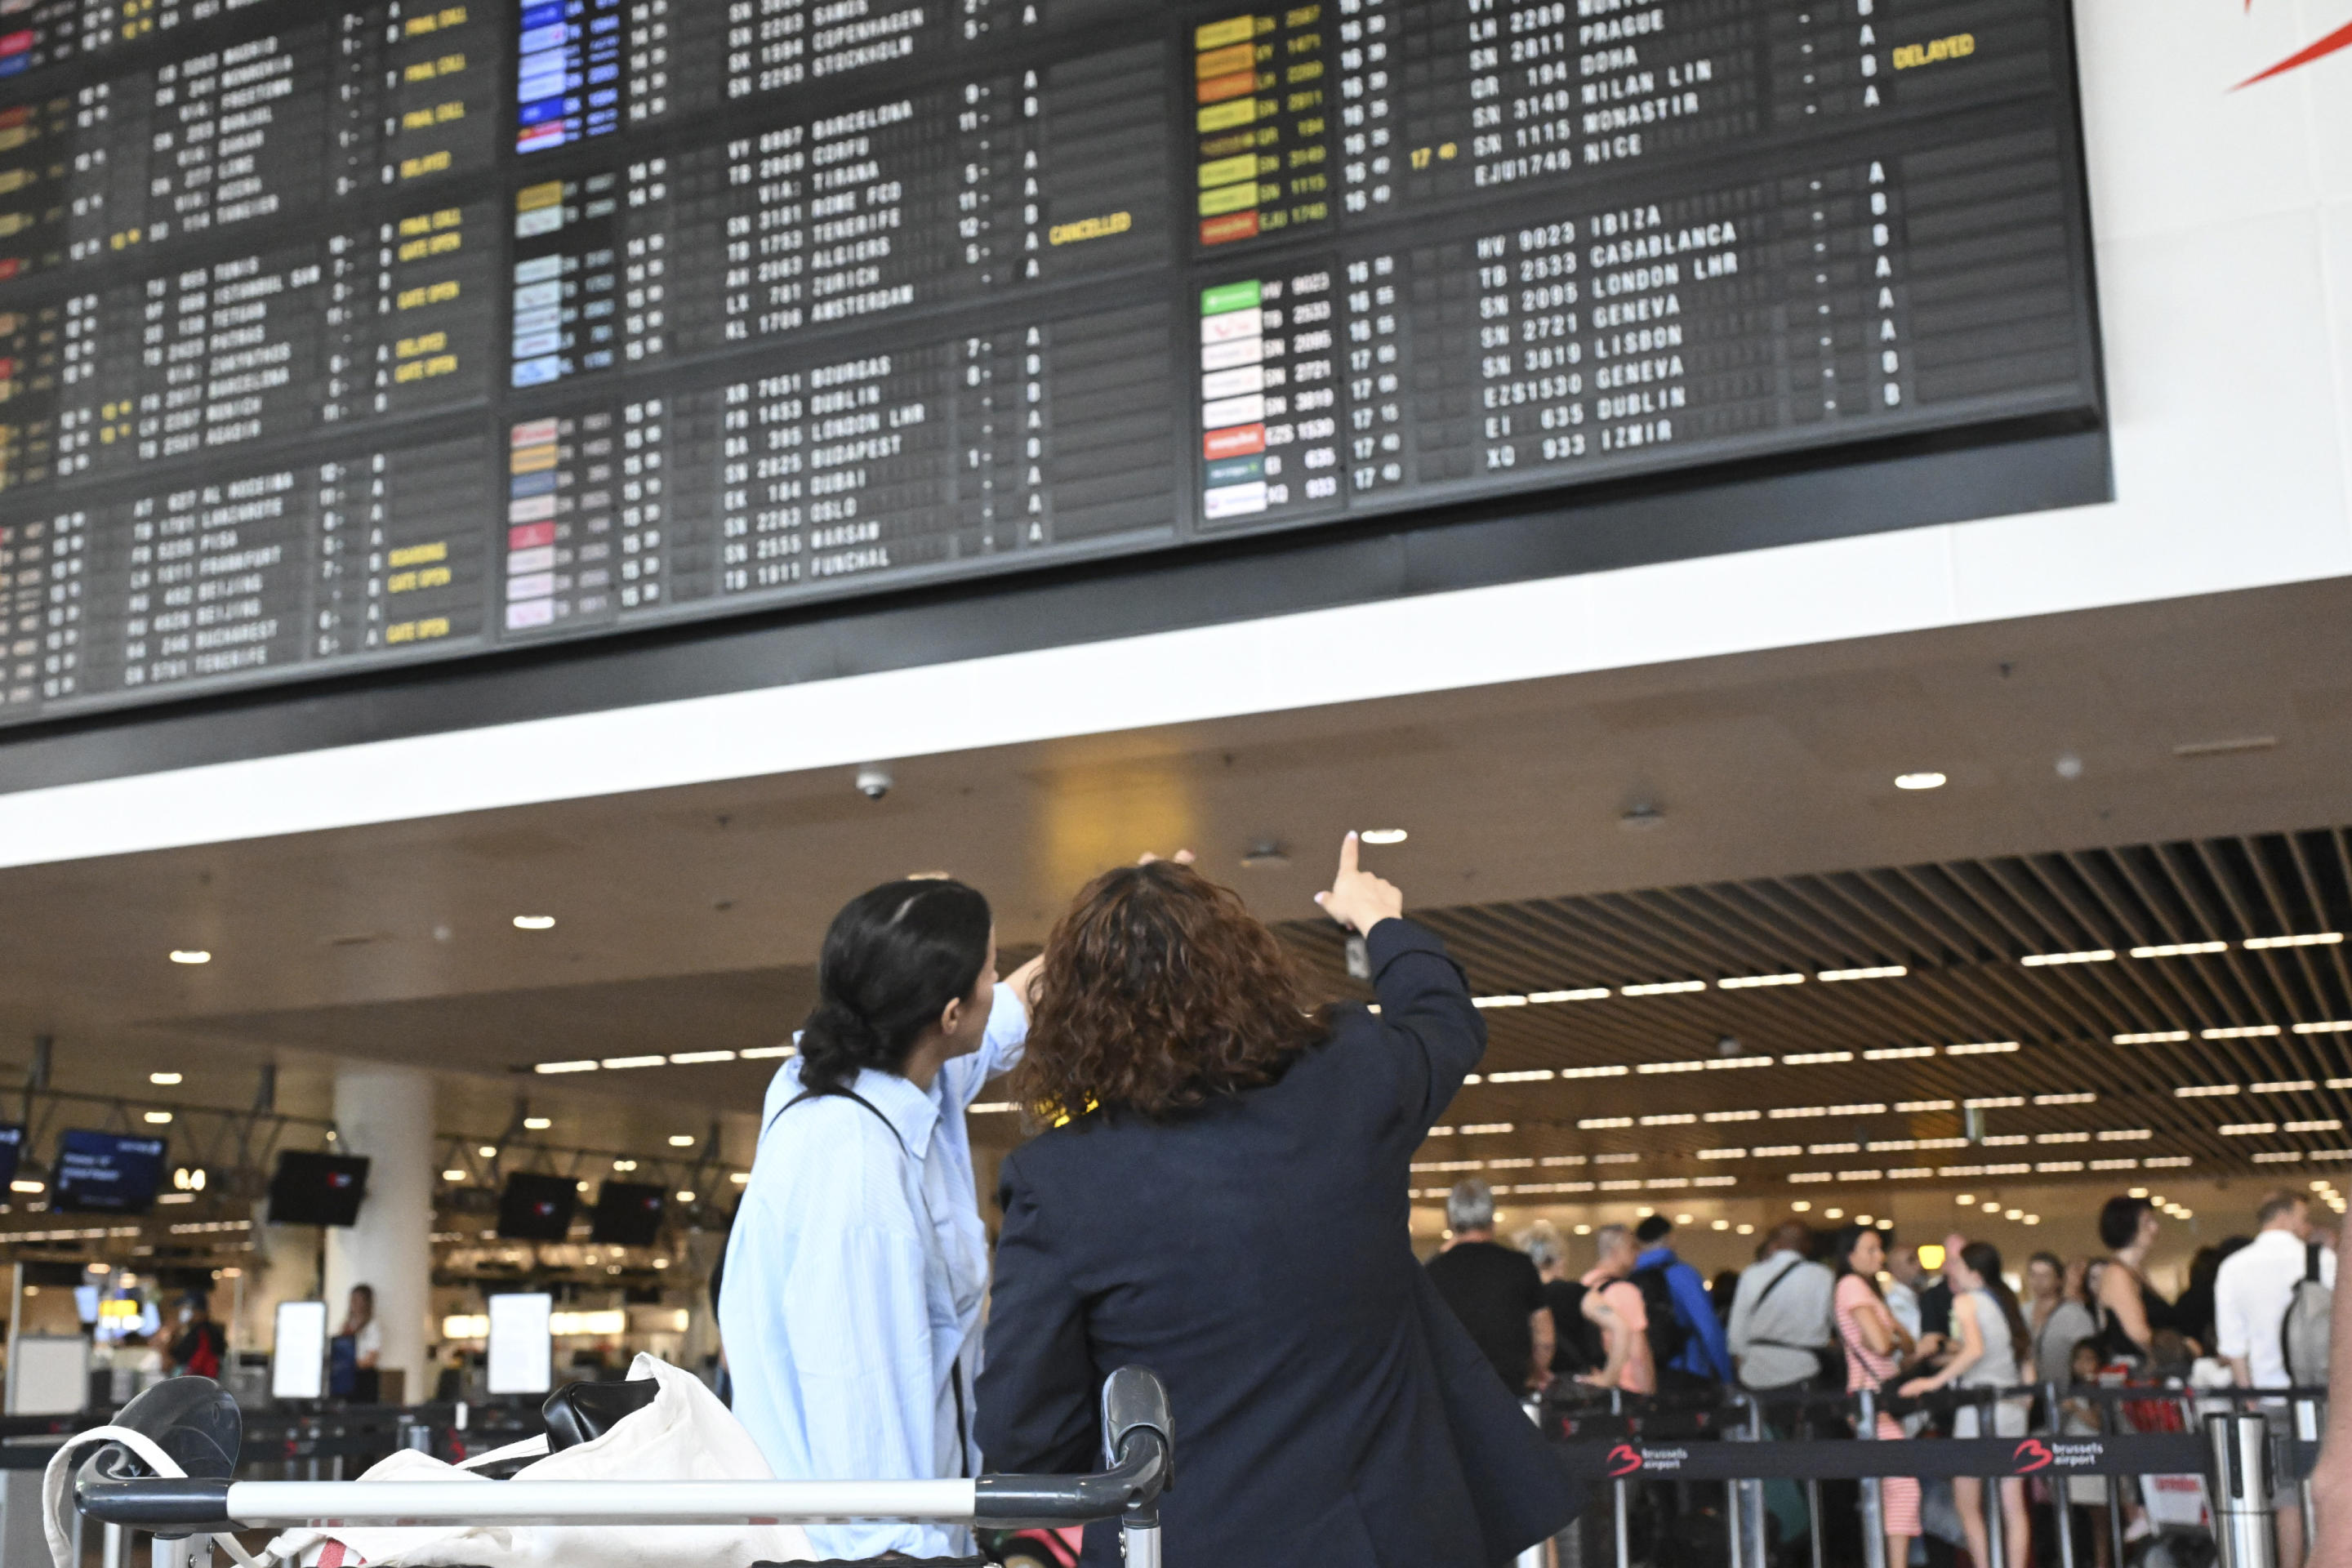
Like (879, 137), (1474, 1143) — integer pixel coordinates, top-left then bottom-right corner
(1539, 1383), (2323, 1568)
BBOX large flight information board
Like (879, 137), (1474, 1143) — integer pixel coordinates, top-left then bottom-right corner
(0, 0), (2098, 726)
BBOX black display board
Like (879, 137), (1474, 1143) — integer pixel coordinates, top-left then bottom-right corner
(268, 1149), (372, 1227)
(496, 1169), (580, 1240)
(51, 1129), (167, 1214)
(589, 1179), (666, 1246)
(0, 0), (2100, 731)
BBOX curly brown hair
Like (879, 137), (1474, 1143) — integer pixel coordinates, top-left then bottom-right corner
(1009, 860), (1330, 1121)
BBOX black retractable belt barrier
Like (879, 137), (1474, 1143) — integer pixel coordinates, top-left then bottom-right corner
(1553, 1433), (2211, 1483)
(1541, 1381), (2326, 1568)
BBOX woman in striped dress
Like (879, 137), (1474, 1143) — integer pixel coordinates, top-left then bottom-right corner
(1833, 1225), (1920, 1557)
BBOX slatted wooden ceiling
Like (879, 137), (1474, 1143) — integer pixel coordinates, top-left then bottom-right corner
(1277, 825), (2352, 1192)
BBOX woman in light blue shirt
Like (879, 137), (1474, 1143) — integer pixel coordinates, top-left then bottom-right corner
(719, 878), (1038, 1561)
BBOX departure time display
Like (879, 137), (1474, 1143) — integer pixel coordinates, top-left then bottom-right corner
(0, 0), (2099, 725)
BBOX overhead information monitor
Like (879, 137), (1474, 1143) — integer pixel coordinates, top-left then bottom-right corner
(0, 0), (2099, 728)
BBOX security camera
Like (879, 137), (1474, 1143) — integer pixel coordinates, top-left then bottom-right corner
(855, 764), (893, 801)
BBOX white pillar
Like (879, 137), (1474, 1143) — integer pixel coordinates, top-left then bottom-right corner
(324, 1067), (434, 1405)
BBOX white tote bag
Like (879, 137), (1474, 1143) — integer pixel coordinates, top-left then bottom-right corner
(47, 1355), (814, 1568)
(267, 1355), (813, 1568)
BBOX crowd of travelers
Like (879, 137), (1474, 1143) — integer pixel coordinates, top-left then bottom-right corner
(710, 830), (2352, 1568)
(1423, 1178), (2340, 1568)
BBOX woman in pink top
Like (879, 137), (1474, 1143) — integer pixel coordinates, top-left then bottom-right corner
(1577, 1223), (1655, 1395)
(1833, 1224), (1920, 1555)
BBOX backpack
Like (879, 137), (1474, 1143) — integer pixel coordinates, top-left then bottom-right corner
(1630, 1263), (1691, 1374)
(2283, 1240), (2332, 1386)
(1547, 1280), (1604, 1374)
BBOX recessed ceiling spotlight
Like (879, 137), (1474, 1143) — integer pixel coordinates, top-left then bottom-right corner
(2055, 752), (2084, 780)
(668, 1134), (696, 1147)
(1895, 773), (1947, 791)
(1359, 829), (1408, 845)
(170, 950), (212, 965)
(143, 1111), (172, 1125)
(441, 1169), (467, 1183)
(675, 1190), (697, 1203)
(1239, 840), (1290, 869)
(478, 1145), (498, 1159)
(149, 1071), (183, 1086)
(523, 1116), (551, 1130)
(513, 915), (556, 930)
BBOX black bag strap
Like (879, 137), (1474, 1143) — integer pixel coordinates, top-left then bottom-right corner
(1752, 1254), (1802, 1311)
(770, 1085), (907, 1152)
(1748, 1256), (1830, 1353)
(773, 1083), (970, 1480)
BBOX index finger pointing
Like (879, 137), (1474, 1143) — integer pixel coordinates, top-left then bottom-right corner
(1337, 831), (1360, 879)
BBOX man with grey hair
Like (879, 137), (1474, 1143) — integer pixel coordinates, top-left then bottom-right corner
(1426, 1178), (1554, 1393)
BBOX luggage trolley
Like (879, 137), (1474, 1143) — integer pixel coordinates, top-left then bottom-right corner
(65, 1369), (1172, 1568)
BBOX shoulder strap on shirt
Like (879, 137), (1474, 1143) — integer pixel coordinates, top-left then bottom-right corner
(1752, 1254), (1804, 1311)
(770, 1084), (910, 1156)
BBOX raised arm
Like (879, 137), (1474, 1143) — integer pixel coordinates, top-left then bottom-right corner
(1316, 833), (1486, 1129)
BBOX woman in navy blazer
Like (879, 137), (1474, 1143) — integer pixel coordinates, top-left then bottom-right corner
(976, 836), (1582, 1566)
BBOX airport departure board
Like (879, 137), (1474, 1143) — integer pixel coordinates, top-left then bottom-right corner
(0, 0), (2099, 726)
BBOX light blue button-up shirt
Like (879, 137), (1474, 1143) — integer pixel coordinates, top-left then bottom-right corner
(718, 983), (1027, 1561)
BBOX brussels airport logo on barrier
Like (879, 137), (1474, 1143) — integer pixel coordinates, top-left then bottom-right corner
(2016, 1438), (2109, 1476)
(1606, 1445), (1690, 1477)
(2235, 2), (2352, 88)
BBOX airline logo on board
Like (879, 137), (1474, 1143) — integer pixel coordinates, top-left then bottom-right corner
(2236, 2), (2352, 87)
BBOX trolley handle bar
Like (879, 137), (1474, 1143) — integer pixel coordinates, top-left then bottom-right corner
(75, 1477), (235, 1535)
(976, 1428), (1169, 1529)
(75, 1434), (1170, 1535)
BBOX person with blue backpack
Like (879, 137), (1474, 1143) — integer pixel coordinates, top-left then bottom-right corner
(1630, 1214), (1735, 1390)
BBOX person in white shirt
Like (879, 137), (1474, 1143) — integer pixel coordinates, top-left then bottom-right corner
(721, 876), (1040, 1563)
(2215, 1189), (2335, 1568)
(1726, 1221), (1836, 1549)
(1728, 1221), (1835, 1393)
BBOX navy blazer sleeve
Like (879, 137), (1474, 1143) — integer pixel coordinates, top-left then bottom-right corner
(975, 1154), (1098, 1477)
(1358, 917), (1486, 1136)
